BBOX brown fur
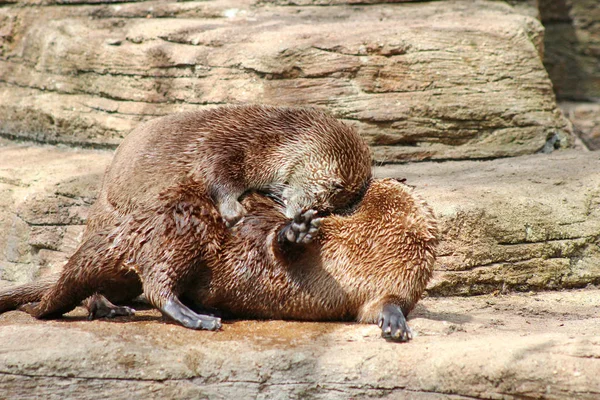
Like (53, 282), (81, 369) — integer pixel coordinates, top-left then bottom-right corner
(2, 105), (372, 330)
(194, 178), (438, 324)
(93, 105), (372, 229)
(0, 179), (438, 339)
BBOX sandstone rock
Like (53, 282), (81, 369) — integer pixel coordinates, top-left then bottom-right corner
(0, 288), (598, 399)
(0, 0), (571, 162)
(561, 101), (600, 150)
(0, 140), (111, 284)
(377, 149), (600, 296)
(539, 0), (600, 101)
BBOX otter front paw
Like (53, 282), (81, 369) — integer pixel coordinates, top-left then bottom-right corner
(18, 302), (40, 316)
(279, 209), (322, 244)
(219, 200), (247, 228)
(378, 304), (412, 342)
(87, 296), (136, 320)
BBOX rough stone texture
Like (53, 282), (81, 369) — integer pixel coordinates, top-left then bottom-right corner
(539, 0), (600, 101)
(0, 0), (571, 162)
(0, 140), (112, 285)
(2, 141), (599, 295)
(505, 0), (541, 19)
(378, 149), (600, 296)
(560, 101), (600, 150)
(1, 288), (599, 399)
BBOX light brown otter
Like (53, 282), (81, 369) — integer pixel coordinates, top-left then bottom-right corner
(0, 179), (438, 341)
(5, 105), (372, 330)
(97, 105), (372, 229)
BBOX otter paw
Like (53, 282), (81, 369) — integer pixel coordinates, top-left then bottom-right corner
(280, 209), (322, 244)
(162, 298), (222, 331)
(378, 304), (412, 342)
(88, 302), (135, 320)
(219, 200), (246, 228)
(18, 302), (40, 316)
(178, 313), (222, 331)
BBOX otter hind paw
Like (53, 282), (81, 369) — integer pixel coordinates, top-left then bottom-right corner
(280, 209), (322, 244)
(378, 304), (412, 342)
(93, 305), (135, 320)
(162, 298), (222, 331)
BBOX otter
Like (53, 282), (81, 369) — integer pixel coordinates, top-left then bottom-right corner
(99, 105), (372, 228)
(0, 179), (438, 341)
(4, 105), (372, 330)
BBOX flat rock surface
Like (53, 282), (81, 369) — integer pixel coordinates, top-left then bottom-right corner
(0, 0), (571, 161)
(1, 288), (598, 399)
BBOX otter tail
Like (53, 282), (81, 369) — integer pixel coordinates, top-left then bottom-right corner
(0, 274), (59, 313)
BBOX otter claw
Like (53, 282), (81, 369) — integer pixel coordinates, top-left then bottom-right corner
(86, 295), (136, 320)
(378, 304), (412, 342)
(280, 209), (322, 244)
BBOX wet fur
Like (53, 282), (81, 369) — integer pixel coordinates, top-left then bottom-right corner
(194, 178), (438, 323)
(97, 105), (372, 227)
(2, 105), (372, 329)
(1, 179), (438, 337)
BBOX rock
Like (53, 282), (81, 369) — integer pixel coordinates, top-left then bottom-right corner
(560, 101), (600, 150)
(0, 288), (599, 399)
(0, 0), (571, 162)
(0, 140), (111, 284)
(1, 141), (598, 294)
(539, 0), (600, 101)
(377, 149), (600, 296)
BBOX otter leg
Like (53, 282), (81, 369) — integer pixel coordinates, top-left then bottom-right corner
(378, 303), (412, 342)
(162, 297), (221, 331)
(278, 209), (322, 244)
(209, 184), (247, 228)
(137, 189), (225, 331)
(142, 267), (221, 331)
(21, 234), (120, 319)
(217, 196), (247, 228)
(21, 228), (138, 320)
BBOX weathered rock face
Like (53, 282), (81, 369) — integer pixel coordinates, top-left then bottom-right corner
(561, 101), (600, 150)
(0, 0), (571, 162)
(0, 140), (111, 285)
(378, 150), (600, 296)
(539, 0), (600, 101)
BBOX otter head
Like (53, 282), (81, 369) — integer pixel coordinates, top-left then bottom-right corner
(281, 171), (371, 219)
(281, 181), (345, 219)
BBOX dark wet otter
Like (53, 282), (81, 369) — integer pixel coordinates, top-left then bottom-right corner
(0, 179), (438, 341)
(3, 105), (372, 330)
